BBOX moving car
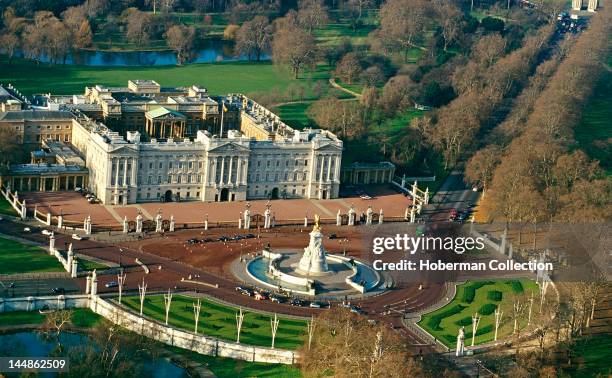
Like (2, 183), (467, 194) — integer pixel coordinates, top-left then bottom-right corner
(51, 287), (65, 294)
(41, 229), (52, 236)
(72, 234), (83, 240)
(23, 227), (31, 232)
(254, 291), (269, 300)
(270, 294), (286, 303)
(105, 281), (118, 288)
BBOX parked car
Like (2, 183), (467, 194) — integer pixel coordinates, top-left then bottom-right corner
(51, 287), (65, 294)
(244, 233), (255, 239)
(186, 238), (199, 245)
(217, 236), (229, 242)
(41, 229), (52, 236)
(328, 233), (337, 240)
(105, 281), (118, 288)
(350, 305), (366, 315)
(290, 298), (305, 307)
(449, 208), (458, 221)
(72, 234), (83, 240)
(254, 292), (269, 300)
(201, 238), (214, 243)
(309, 301), (325, 308)
(270, 295), (286, 304)
(23, 227), (31, 232)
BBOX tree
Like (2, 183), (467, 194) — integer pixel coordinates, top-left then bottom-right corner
(307, 97), (364, 138)
(75, 20), (94, 49)
(377, 0), (428, 59)
(272, 23), (316, 79)
(432, 0), (463, 52)
(347, 0), (371, 20)
(124, 8), (154, 45)
(42, 310), (73, 338)
(335, 53), (362, 85)
(0, 32), (19, 63)
(235, 16), (272, 61)
(297, 0), (329, 33)
(223, 24), (240, 40)
(465, 145), (502, 195)
(300, 307), (425, 377)
(472, 33), (507, 67)
(165, 24), (197, 65)
(379, 75), (416, 115)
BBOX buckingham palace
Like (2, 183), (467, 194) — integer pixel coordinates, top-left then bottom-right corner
(63, 82), (343, 205)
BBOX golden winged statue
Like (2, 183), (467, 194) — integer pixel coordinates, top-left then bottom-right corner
(313, 214), (321, 232)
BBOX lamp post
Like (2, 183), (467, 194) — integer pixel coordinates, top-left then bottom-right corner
(118, 248), (123, 268)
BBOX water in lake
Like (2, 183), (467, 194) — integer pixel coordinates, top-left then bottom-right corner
(11, 39), (269, 66)
(0, 331), (188, 377)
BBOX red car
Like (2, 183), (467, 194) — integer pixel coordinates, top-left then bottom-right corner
(449, 208), (458, 221)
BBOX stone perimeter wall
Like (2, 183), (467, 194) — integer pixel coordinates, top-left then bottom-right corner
(0, 294), (297, 365)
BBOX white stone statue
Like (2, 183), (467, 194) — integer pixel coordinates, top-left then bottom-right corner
(243, 209), (251, 229)
(297, 215), (329, 275)
(348, 206), (356, 226)
(456, 326), (465, 356)
(136, 213), (143, 233)
(366, 206), (373, 225)
(264, 207), (272, 229)
(155, 211), (163, 233)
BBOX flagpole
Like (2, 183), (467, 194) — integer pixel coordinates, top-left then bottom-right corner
(220, 99), (225, 138)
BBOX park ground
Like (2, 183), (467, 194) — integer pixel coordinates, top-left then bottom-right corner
(0, 308), (301, 377)
(418, 279), (539, 348)
(120, 294), (307, 350)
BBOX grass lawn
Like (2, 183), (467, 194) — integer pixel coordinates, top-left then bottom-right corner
(272, 102), (315, 129)
(121, 294), (307, 350)
(78, 258), (110, 271)
(566, 334), (612, 377)
(0, 308), (102, 328)
(0, 197), (18, 217)
(574, 54), (612, 175)
(0, 237), (63, 275)
(418, 279), (539, 348)
(168, 346), (302, 378)
(0, 58), (300, 97)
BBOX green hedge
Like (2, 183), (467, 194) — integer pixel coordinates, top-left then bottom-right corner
(461, 281), (494, 303)
(487, 290), (502, 301)
(478, 303), (497, 316)
(425, 304), (467, 331)
(506, 280), (524, 294)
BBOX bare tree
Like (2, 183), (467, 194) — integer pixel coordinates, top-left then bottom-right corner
(42, 310), (73, 338)
(465, 145), (502, 195)
(235, 16), (272, 61)
(297, 0), (329, 33)
(300, 307), (425, 377)
(272, 23), (316, 79)
(432, 0), (463, 52)
(335, 52), (362, 84)
(75, 20), (94, 49)
(0, 32), (19, 63)
(377, 0), (428, 59)
(165, 24), (197, 65)
(472, 33), (507, 67)
(124, 8), (154, 45)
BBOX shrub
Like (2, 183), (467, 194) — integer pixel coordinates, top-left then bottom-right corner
(479, 303), (497, 316)
(424, 304), (466, 331)
(456, 316), (473, 326)
(487, 290), (502, 301)
(506, 280), (524, 294)
(461, 281), (494, 303)
(480, 17), (505, 33)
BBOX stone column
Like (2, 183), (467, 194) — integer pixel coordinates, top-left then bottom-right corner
(335, 155), (341, 182)
(348, 207), (355, 226)
(91, 270), (98, 296)
(57, 215), (63, 229)
(20, 200), (26, 220)
(122, 216), (128, 233)
(336, 210), (341, 226)
(327, 155), (332, 182)
(366, 207), (373, 226)
(123, 157), (128, 187)
(588, 0), (598, 11)
(264, 208), (271, 229)
(379, 209), (384, 224)
(46, 212), (51, 226)
(49, 233), (55, 254)
(70, 259), (78, 278)
(114, 158), (120, 203)
(243, 210), (250, 229)
(228, 156), (234, 185)
(86, 275), (92, 294)
(220, 156), (225, 185)
(136, 214), (143, 233)
(236, 157), (241, 185)
(169, 215), (175, 232)
(572, 0), (582, 9)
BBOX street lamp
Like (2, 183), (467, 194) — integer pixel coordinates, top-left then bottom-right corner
(118, 248), (123, 268)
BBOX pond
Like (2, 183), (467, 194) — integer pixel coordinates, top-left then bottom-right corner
(0, 331), (188, 377)
(11, 39), (270, 66)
